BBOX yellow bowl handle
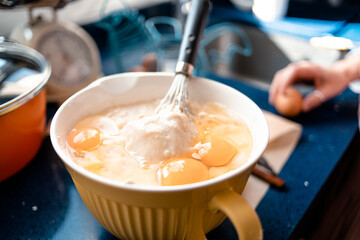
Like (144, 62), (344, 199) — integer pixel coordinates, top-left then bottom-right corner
(208, 189), (263, 240)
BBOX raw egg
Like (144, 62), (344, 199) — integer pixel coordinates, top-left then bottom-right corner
(274, 86), (303, 117)
(157, 158), (209, 186)
(75, 115), (119, 135)
(67, 127), (102, 152)
(193, 138), (237, 167)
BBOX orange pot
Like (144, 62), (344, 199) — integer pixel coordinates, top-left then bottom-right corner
(0, 42), (50, 182)
(0, 90), (46, 182)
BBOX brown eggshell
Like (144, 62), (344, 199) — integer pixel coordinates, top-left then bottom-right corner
(274, 87), (303, 117)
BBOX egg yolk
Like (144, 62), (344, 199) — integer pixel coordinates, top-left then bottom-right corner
(67, 127), (102, 152)
(157, 158), (209, 186)
(193, 138), (237, 167)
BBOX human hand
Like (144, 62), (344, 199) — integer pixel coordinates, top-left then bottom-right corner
(269, 61), (351, 112)
(129, 53), (157, 72)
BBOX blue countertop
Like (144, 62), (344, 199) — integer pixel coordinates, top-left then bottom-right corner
(1, 3), (360, 240)
(209, 75), (359, 239)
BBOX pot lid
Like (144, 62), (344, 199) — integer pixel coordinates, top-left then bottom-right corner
(0, 40), (51, 116)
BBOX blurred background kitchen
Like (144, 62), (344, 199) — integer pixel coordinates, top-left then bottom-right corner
(1, 0), (360, 239)
(2, 0), (360, 99)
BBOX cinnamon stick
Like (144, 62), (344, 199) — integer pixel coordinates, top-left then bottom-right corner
(252, 165), (286, 189)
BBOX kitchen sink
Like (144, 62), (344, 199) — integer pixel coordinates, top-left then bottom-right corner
(196, 22), (342, 90)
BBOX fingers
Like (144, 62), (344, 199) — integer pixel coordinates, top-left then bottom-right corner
(269, 68), (290, 104)
(269, 61), (320, 104)
(302, 90), (326, 112)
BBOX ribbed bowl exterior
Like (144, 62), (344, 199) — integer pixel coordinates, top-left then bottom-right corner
(75, 180), (200, 240)
(70, 166), (251, 240)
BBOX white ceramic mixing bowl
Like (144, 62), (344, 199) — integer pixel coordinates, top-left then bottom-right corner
(50, 72), (269, 240)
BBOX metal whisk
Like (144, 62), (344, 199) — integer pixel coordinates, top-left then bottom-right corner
(155, 0), (211, 113)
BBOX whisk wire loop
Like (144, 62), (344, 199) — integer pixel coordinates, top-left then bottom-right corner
(155, 74), (188, 113)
